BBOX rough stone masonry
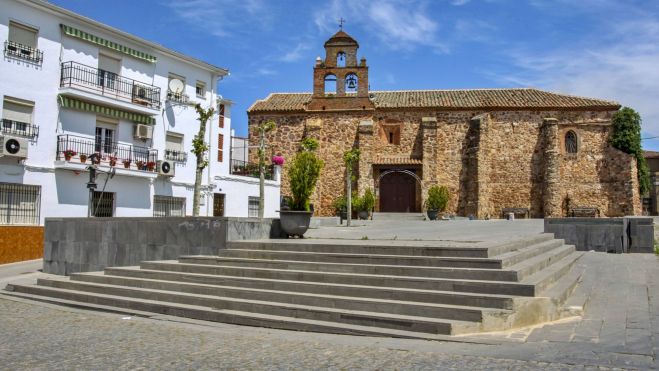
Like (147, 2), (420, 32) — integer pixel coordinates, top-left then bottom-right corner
(247, 30), (640, 218)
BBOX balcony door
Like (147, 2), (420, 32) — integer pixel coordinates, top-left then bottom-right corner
(95, 119), (117, 157)
(97, 54), (121, 92)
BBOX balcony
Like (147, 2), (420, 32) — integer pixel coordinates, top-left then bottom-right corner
(1, 119), (39, 139)
(4, 40), (43, 64)
(60, 61), (161, 110)
(164, 149), (188, 162)
(56, 134), (158, 173)
(230, 159), (273, 180)
(166, 91), (190, 105)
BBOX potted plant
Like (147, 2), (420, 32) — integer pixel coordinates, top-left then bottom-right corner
(280, 138), (324, 237)
(332, 195), (347, 221)
(359, 188), (375, 220)
(424, 185), (450, 220)
(108, 156), (117, 167)
(146, 161), (156, 171)
(271, 155), (285, 166)
(136, 160), (145, 170)
(351, 192), (363, 219)
(79, 153), (87, 163)
(123, 159), (131, 169)
(63, 149), (76, 161)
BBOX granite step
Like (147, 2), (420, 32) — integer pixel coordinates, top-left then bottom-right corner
(139, 261), (536, 296)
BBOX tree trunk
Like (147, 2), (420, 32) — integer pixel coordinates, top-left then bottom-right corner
(258, 131), (265, 219)
(346, 167), (352, 227)
(192, 118), (208, 217)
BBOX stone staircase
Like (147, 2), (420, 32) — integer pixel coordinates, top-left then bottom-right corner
(5, 233), (585, 339)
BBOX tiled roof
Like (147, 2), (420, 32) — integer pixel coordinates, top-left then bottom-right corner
(373, 155), (423, 165)
(247, 88), (620, 113)
(643, 150), (659, 159)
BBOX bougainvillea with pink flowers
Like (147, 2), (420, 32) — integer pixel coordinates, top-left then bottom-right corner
(271, 155), (284, 166)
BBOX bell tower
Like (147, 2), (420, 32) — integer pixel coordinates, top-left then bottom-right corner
(307, 28), (375, 111)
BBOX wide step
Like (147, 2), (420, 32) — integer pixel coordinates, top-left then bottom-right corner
(177, 256), (519, 281)
(16, 280), (481, 335)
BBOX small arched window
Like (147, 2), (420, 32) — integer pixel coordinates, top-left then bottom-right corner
(336, 52), (346, 67)
(565, 130), (578, 154)
(324, 74), (337, 94)
(345, 73), (358, 93)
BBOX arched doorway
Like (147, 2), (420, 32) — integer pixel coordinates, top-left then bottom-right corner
(378, 170), (421, 212)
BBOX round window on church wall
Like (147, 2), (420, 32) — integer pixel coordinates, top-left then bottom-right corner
(565, 130), (578, 154)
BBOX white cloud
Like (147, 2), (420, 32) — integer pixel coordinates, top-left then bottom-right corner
(164, 0), (272, 38)
(313, 0), (448, 53)
(278, 42), (312, 62)
(451, 0), (471, 5)
(490, 19), (659, 141)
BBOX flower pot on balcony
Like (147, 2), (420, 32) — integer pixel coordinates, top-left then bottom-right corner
(123, 161), (131, 169)
(109, 159), (117, 167)
(64, 154), (72, 161)
(79, 154), (87, 163)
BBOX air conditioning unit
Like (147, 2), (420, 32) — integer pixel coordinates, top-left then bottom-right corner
(134, 124), (153, 140)
(157, 160), (175, 177)
(0, 136), (28, 159)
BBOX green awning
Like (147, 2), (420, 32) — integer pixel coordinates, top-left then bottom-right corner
(60, 24), (157, 63)
(59, 96), (156, 125)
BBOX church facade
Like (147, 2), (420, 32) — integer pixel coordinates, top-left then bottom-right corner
(247, 30), (640, 218)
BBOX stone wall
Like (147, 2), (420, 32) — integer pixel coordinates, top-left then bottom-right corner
(249, 109), (640, 217)
(43, 217), (278, 275)
(545, 217), (653, 253)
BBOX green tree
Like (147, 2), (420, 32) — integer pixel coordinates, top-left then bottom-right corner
(288, 138), (324, 211)
(192, 104), (214, 216)
(342, 148), (360, 226)
(610, 107), (650, 195)
(257, 121), (276, 218)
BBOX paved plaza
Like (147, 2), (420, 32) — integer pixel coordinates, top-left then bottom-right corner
(0, 220), (657, 370)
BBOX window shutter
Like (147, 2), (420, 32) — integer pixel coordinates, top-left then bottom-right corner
(3, 99), (34, 124)
(217, 133), (224, 162)
(165, 133), (183, 152)
(9, 22), (37, 48)
(219, 104), (225, 128)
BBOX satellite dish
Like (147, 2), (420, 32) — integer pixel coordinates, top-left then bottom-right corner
(168, 78), (184, 94)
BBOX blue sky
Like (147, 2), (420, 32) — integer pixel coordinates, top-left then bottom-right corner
(51, 0), (659, 149)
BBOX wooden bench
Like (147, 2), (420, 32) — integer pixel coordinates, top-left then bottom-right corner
(501, 207), (530, 219)
(569, 207), (600, 218)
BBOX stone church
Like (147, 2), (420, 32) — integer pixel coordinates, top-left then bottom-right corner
(247, 30), (640, 218)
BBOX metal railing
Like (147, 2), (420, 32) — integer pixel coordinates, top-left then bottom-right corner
(230, 159), (273, 180)
(164, 149), (188, 162)
(4, 40), (43, 64)
(0, 182), (41, 225)
(56, 134), (157, 171)
(60, 61), (161, 109)
(166, 91), (189, 104)
(153, 195), (186, 217)
(1, 119), (39, 139)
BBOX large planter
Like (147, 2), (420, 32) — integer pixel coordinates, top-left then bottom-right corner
(358, 210), (369, 220)
(427, 210), (438, 220)
(280, 210), (313, 238)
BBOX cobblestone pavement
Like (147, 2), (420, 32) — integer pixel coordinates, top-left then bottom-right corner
(0, 254), (657, 370)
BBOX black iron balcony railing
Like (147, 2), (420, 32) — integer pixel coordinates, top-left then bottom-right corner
(4, 40), (43, 64)
(164, 149), (187, 162)
(56, 134), (158, 171)
(1, 119), (39, 139)
(60, 61), (161, 109)
(166, 91), (189, 104)
(230, 159), (273, 180)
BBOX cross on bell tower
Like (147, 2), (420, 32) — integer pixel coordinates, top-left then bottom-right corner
(308, 28), (374, 111)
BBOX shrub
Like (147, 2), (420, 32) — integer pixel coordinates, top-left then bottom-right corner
(610, 107), (650, 195)
(424, 185), (450, 211)
(332, 195), (347, 212)
(361, 188), (375, 211)
(287, 138), (324, 211)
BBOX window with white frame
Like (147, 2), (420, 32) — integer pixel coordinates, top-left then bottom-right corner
(195, 81), (206, 98)
(2, 97), (34, 138)
(6, 21), (42, 64)
(153, 195), (186, 217)
(0, 183), (41, 225)
(248, 197), (259, 218)
(165, 132), (186, 162)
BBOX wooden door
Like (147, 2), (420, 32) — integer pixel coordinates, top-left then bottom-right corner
(379, 172), (417, 212)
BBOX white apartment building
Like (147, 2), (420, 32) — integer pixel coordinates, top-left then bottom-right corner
(0, 0), (280, 225)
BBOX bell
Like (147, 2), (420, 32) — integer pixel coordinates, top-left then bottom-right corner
(346, 76), (357, 89)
